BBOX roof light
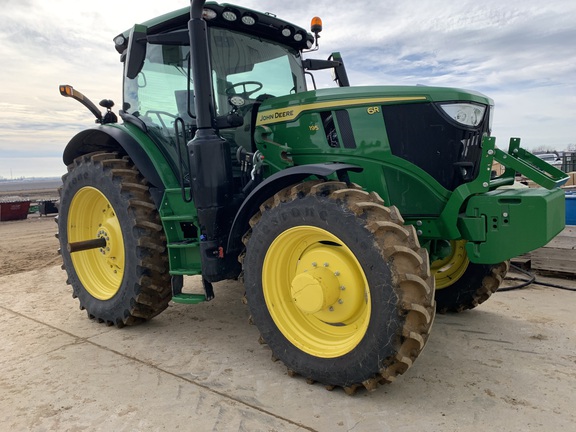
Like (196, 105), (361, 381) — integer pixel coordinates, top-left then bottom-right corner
(294, 32), (304, 42)
(311, 17), (323, 34)
(113, 35), (126, 46)
(281, 26), (293, 37)
(241, 13), (257, 25)
(222, 9), (238, 22)
(202, 8), (217, 20)
(439, 103), (486, 127)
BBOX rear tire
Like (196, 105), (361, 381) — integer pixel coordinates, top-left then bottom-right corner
(58, 152), (171, 327)
(242, 181), (435, 392)
(432, 240), (509, 313)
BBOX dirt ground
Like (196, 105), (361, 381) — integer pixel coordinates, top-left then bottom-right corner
(0, 215), (61, 275)
(0, 183), (61, 275)
(1, 187), (576, 431)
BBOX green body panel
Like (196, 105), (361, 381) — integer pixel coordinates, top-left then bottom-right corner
(256, 86), (480, 215)
(256, 86), (488, 218)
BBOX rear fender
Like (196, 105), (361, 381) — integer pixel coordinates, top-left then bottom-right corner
(63, 125), (165, 190)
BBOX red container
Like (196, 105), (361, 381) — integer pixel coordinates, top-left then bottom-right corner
(0, 201), (31, 221)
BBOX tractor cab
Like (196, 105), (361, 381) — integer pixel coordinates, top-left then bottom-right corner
(116, 4), (320, 184)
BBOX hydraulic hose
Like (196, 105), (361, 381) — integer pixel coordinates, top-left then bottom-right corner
(499, 264), (576, 292)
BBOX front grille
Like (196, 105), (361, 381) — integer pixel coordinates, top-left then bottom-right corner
(382, 102), (489, 191)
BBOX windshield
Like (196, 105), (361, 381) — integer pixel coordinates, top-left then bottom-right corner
(209, 27), (306, 115)
(123, 27), (305, 177)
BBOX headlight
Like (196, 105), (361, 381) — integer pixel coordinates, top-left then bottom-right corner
(439, 103), (486, 127)
(202, 9), (217, 20)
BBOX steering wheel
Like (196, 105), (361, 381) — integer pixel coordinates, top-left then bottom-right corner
(225, 81), (263, 98)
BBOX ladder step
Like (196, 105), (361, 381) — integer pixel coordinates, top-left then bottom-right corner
(172, 293), (206, 304)
(169, 269), (201, 276)
(161, 215), (194, 222)
(168, 241), (200, 249)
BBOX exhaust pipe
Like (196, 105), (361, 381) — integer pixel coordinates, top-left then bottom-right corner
(187, 0), (240, 282)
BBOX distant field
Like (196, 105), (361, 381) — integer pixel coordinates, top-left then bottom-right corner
(0, 178), (61, 192)
(0, 178), (61, 201)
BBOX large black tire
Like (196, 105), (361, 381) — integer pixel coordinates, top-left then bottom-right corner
(242, 181), (435, 393)
(58, 152), (171, 327)
(432, 240), (509, 313)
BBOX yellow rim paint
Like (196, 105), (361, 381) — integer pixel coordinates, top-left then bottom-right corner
(431, 240), (469, 289)
(256, 96), (427, 126)
(68, 187), (125, 300)
(262, 226), (371, 358)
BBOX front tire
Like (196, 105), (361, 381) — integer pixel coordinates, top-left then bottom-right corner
(242, 181), (435, 392)
(58, 152), (171, 327)
(432, 240), (509, 313)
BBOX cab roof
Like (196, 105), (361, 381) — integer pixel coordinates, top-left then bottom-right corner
(115, 2), (314, 54)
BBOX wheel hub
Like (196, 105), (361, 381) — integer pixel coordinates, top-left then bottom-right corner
(97, 229), (110, 256)
(290, 268), (340, 314)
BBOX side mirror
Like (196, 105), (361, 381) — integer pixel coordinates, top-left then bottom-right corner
(125, 24), (147, 79)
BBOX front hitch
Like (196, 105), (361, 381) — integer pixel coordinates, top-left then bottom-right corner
(492, 138), (569, 189)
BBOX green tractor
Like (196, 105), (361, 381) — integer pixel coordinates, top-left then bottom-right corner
(58, 1), (567, 393)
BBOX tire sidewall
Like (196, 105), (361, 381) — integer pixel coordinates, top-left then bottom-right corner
(244, 194), (403, 386)
(59, 158), (142, 323)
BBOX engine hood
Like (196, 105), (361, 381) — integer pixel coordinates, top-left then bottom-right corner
(256, 85), (493, 127)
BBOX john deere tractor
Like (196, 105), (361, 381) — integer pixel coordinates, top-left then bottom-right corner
(58, 0), (567, 393)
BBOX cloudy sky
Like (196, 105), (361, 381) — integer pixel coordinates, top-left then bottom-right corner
(1, 0), (575, 178)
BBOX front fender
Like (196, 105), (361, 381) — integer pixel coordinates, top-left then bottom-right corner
(226, 163), (363, 254)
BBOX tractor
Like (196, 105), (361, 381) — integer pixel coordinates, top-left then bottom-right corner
(57, 0), (568, 394)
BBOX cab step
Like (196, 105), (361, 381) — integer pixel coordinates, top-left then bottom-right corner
(171, 293), (207, 304)
(171, 275), (214, 304)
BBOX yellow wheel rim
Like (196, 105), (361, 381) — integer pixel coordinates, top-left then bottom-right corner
(262, 226), (371, 358)
(68, 187), (125, 300)
(431, 240), (469, 289)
